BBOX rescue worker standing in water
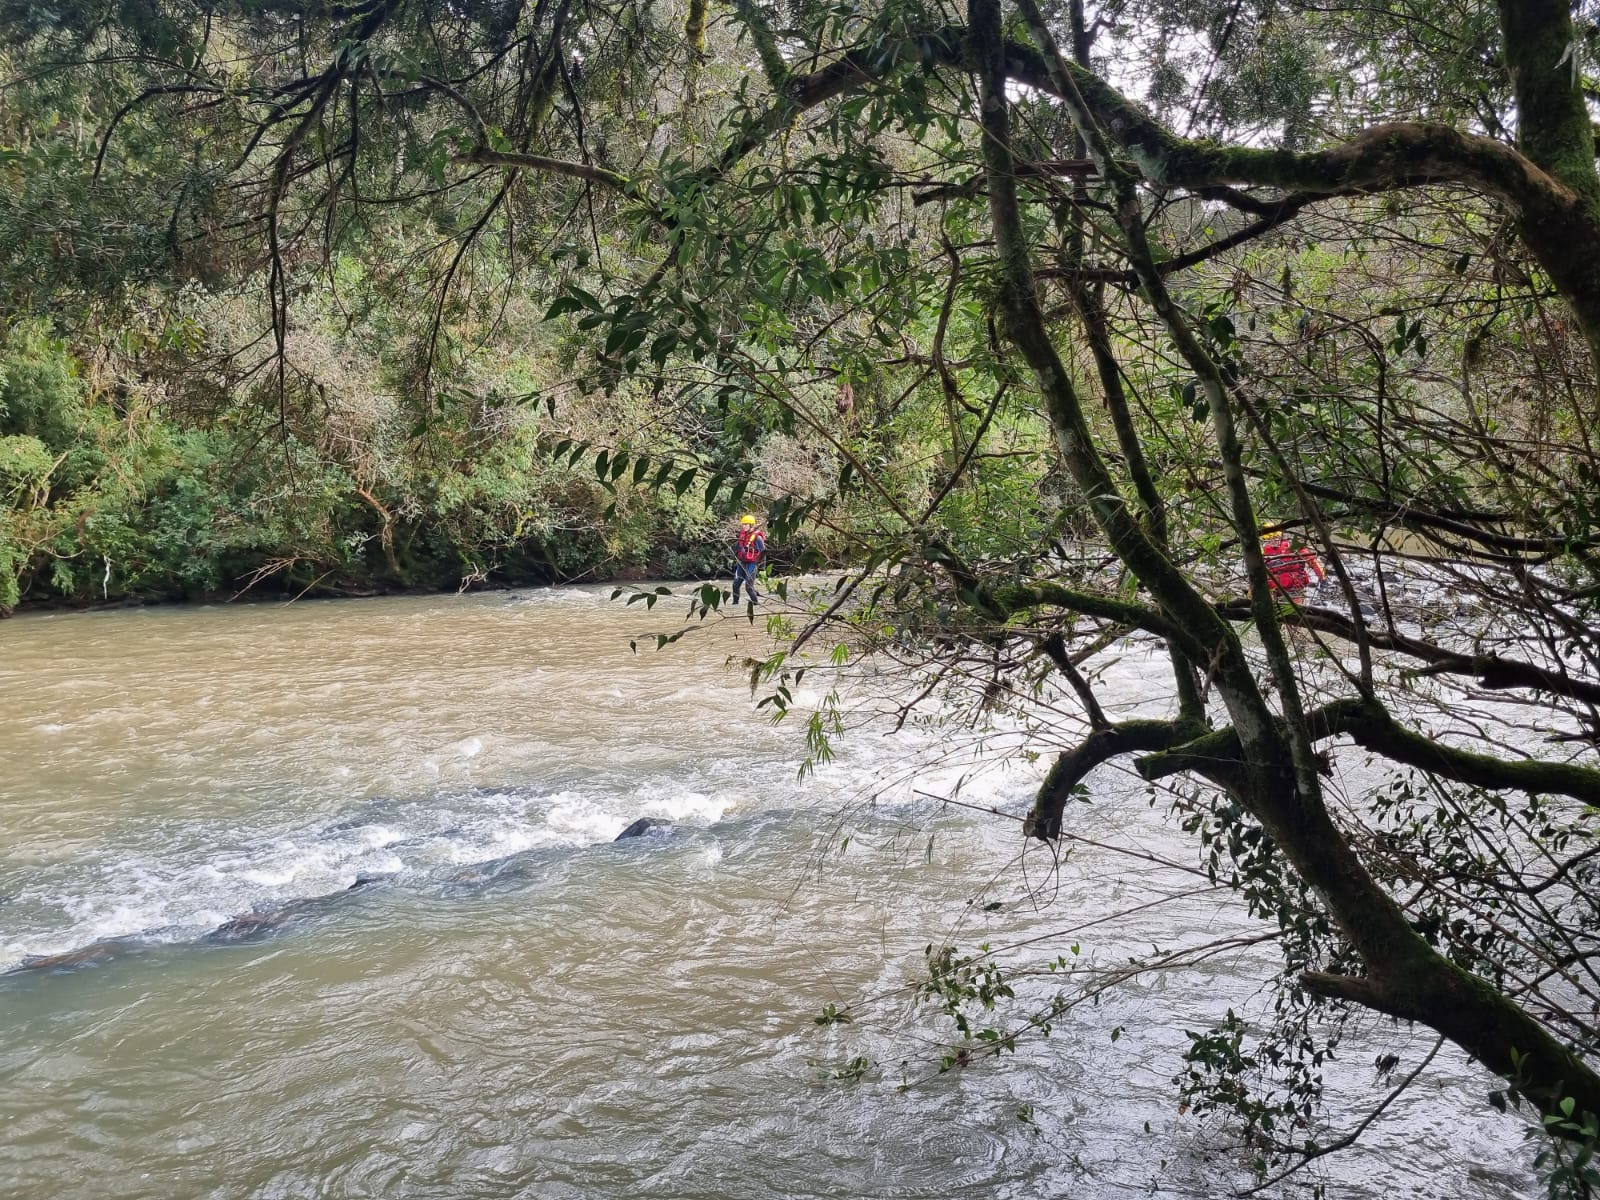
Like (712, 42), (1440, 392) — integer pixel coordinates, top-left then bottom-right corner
(1260, 525), (1325, 599)
(733, 514), (765, 605)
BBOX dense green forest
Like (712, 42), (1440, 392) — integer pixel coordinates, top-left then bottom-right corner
(8, 0), (1600, 1189)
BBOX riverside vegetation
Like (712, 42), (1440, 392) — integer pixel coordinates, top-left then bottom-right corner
(6, 0), (1600, 1191)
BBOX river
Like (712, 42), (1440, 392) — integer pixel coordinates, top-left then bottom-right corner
(0, 587), (1536, 1198)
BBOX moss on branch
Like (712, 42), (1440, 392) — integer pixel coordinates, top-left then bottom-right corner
(1216, 597), (1600, 710)
(988, 582), (1170, 634)
(1026, 718), (1205, 841)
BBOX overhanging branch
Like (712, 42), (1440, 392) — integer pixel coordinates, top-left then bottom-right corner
(988, 581), (1173, 637)
(1133, 695), (1600, 808)
(1333, 698), (1600, 808)
(1026, 718), (1205, 841)
(456, 146), (634, 193)
(1216, 597), (1600, 710)
(722, 24), (1575, 223)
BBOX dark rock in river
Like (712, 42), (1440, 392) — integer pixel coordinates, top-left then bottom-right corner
(7, 938), (144, 975)
(614, 817), (673, 841)
(440, 845), (567, 892)
(320, 798), (400, 834)
(207, 911), (289, 942)
(207, 875), (385, 943)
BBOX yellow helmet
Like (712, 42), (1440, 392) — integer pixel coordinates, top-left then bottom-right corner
(740, 514), (757, 525)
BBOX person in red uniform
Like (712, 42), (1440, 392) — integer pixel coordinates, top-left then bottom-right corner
(733, 513), (765, 605)
(1260, 526), (1325, 599)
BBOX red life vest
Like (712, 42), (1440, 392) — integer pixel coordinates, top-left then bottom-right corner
(736, 526), (765, 563)
(1262, 535), (1309, 592)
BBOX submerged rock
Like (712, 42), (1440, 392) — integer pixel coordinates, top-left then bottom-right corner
(207, 875), (385, 943)
(440, 844), (569, 892)
(6, 938), (144, 976)
(207, 911), (288, 942)
(614, 817), (673, 841)
(9, 814), (693, 981)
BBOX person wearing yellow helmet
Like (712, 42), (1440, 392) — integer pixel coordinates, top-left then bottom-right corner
(733, 513), (766, 605)
(1259, 524), (1324, 598)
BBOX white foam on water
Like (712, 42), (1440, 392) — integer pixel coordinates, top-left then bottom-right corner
(507, 585), (606, 605)
(2, 812), (454, 965)
(238, 865), (300, 887)
(482, 826), (547, 855)
(3, 738), (811, 969)
(361, 825), (407, 849)
(546, 796), (631, 844)
(63, 895), (171, 935)
(664, 686), (715, 704)
(648, 788), (735, 824)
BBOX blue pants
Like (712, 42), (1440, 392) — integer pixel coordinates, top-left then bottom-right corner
(733, 560), (759, 602)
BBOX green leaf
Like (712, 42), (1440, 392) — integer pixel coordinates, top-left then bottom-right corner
(544, 295), (585, 320)
(605, 323), (647, 357)
(649, 332), (678, 365)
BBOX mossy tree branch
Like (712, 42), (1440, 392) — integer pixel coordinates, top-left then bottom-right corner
(1215, 597), (1600, 710)
(456, 147), (635, 193)
(1132, 696), (1600, 810)
(728, 0), (788, 92)
(1025, 718), (1209, 841)
(713, 17), (1600, 356)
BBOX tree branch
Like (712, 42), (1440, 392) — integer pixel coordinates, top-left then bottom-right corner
(1134, 694), (1600, 808)
(457, 146), (634, 193)
(1025, 718), (1205, 840)
(987, 581), (1174, 637)
(1216, 597), (1600, 710)
(1333, 697), (1600, 808)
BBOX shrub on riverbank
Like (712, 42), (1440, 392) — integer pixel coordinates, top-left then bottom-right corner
(0, 320), (752, 614)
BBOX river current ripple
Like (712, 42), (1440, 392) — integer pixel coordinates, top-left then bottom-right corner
(0, 588), (1534, 1198)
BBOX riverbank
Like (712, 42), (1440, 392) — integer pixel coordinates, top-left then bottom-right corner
(0, 551), (789, 618)
(2, 314), (811, 619)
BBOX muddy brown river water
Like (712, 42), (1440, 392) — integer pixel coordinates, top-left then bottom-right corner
(0, 587), (1536, 1198)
